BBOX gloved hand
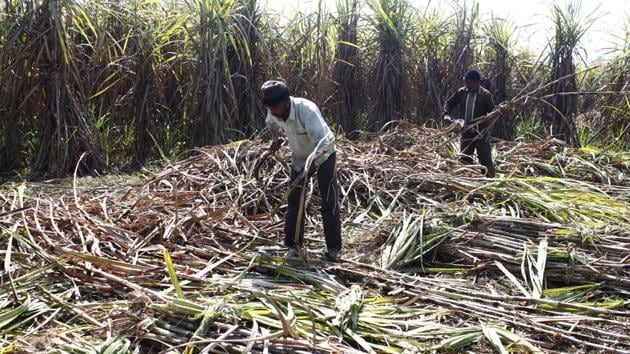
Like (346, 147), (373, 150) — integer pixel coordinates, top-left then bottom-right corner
(269, 138), (284, 153)
(451, 119), (464, 134)
(444, 115), (464, 134)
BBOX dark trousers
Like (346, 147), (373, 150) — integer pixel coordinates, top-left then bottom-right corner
(460, 131), (496, 177)
(285, 153), (342, 252)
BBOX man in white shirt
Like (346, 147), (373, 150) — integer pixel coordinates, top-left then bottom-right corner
(261, 80), (342, 262)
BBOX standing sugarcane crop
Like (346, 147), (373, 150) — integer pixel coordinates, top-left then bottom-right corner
(260, 80), (342, 262)
(443, 69), (497, 177)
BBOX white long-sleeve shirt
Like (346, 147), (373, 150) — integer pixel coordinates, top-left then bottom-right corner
(265, 97), (335, 172)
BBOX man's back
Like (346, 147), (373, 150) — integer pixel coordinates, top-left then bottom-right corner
(265, 96), (334, 171)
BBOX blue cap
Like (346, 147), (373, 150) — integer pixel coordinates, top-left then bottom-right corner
(464, 69), (481, 81)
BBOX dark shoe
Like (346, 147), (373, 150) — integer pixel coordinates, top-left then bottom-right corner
(324, 249), (341, 262)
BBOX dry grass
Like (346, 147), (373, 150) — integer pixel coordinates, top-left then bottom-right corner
(0, 123), (627, 353)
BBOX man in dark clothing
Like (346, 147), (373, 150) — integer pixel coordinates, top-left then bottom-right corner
(443, 69), (496, 177)
(261, 80), (342, 262)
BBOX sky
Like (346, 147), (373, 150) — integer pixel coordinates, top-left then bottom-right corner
(262, 0), (629, 62)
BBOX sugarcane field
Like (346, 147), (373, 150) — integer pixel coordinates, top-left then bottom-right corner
(0, 0), (629, 353)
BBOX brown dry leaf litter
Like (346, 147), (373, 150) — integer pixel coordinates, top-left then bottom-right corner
(0, 124), (628, 353)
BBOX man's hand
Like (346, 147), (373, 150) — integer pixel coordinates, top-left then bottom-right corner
(306, 164), (317, 178)
(449, 120), (464, 134)
(269, 138), (284, 153)
(443, 115), (464, 134)
(254, 138), (283, 180)
(293, 165), (318, 185)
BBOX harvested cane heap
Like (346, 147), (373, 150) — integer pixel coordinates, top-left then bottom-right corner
(0, 124), (628, 353)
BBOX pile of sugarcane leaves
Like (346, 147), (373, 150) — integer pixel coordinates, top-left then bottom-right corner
(0, 123), (628, 354)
